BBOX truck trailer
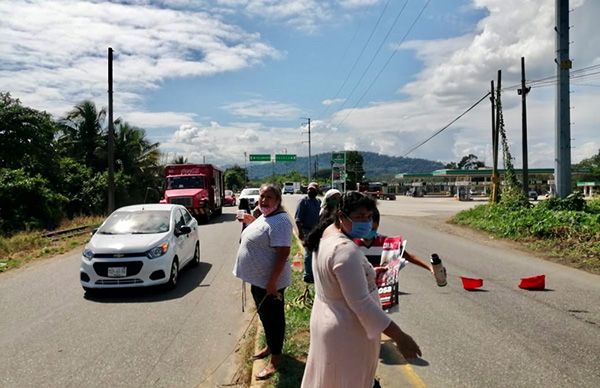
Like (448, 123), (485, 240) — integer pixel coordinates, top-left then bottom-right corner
(160, 164), (224, 222)
(357, 181), (397, 200)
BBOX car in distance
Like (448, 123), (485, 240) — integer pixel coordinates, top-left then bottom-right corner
(80, 204), (199, 293)
(239, 188), (261, 208)
(224, 190), (236, 206)
(528, 190), (538, 201)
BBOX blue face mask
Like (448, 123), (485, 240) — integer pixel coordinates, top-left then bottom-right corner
(363, 229), (378, 240)
(347, 219), (373, 239)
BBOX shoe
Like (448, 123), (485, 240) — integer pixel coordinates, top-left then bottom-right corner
(255, 365), (277, 380)
(252, 347), (271, 360)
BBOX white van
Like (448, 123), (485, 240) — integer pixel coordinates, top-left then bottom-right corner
(283, 182), (300, 194)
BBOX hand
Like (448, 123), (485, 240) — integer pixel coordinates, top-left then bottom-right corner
(266, 281), (279, 298)
(394, 331), (421, 359)
(242, 213), (256, 224)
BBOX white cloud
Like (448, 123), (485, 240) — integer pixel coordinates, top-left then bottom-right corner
(0, 0), (279, 117)
(322, 98), (346, 106)
(328, 0), (599, 167)
(222, 99), (303, 119)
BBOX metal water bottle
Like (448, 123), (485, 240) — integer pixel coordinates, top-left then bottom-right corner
(431, 253), (447, 287)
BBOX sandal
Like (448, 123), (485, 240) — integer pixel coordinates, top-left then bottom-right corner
(255, 364), (277, 380)
(252, 347), (271, 360)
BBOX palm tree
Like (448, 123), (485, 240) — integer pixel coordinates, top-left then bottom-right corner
(114, 121), (160, 176)
(171, 155), (188, 164)
(59, 100), (106, 171)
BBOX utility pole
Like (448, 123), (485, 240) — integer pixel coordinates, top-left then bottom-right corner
(519, 56), (531, 195)
(302, 118), (312, 182)
(244, 151), (248, 186)
(555, 0), (572, 198)
(107, 47), (115, 214)
(490, 76), (500, 203)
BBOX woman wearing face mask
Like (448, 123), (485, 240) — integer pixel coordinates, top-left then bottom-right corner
(233, 183), (292, 380)
(301, 191), (421, 388)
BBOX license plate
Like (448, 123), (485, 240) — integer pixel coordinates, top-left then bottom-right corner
(107, 267), (127, 277)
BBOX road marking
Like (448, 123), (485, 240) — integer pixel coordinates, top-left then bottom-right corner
(399, 364), (427, 388)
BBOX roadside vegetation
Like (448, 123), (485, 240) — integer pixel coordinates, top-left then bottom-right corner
(452, 193), (600, 274)
(0, 215), (103, 273)
(251, 235), (311, 387)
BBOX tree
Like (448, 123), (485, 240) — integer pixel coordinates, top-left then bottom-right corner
(224, 165), (247, 191)
(575, 149), (600, 181)
(171, 155), (188, 164)
(59, 100), (106, 171)
(457, 154), (485, 169)
(345, 151), (365, 190)
(0, 92), (60, 181)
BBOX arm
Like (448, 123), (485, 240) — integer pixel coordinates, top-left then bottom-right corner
(266, 246), (291, 296)
(403, 250), (433, 273)
(333, 243), (391, 339)
(383, 321), (422, 359)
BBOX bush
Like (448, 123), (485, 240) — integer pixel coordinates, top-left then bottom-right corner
(0, 168), (67, 234)
(538, 191), (587, 212)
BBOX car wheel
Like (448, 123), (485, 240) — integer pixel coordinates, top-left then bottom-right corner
(191, 243), (200, 267)
(166, 259), (179, 290)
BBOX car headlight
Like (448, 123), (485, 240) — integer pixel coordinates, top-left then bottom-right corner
(83, 248), (94, 260)
(147, 242), (169, 259)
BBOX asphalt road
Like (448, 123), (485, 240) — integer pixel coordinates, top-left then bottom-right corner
(1, 195), (598, 388)
(370, 196), (600, 388)
(0, 209), (248, 388)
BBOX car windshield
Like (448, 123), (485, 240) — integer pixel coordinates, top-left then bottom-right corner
(241, 189), (259, 196)
(98, 210), (171, 235)
(167, 176), (205, 189)
(225, 190), (233, 196)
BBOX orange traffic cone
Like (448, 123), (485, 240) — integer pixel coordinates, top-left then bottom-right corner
(460, 276), (483, 290)
(519, 274), (545, 290)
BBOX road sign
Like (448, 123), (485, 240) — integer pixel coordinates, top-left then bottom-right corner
(275, 154), (296, 162)
(249, 154), (271, 162)
(331, 152), (345, 164)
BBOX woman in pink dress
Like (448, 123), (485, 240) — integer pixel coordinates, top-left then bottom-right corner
(301, 191), (421, 388)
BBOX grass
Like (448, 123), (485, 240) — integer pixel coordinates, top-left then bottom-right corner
(254, 235), (312, 387)
(450, 198), (600, 274)
(0, 215), (104, 273)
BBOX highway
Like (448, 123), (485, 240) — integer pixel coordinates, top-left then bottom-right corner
(0, 194), (598, 387)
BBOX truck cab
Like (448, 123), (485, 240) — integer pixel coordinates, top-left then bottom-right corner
(160, 164), (224, 222)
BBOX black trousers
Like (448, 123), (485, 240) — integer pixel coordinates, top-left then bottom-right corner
(251, 285), (286, 355)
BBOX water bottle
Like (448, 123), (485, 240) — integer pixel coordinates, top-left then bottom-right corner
(431, 253), (447, 287)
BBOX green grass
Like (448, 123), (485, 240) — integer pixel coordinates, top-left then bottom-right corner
(451, 198), (600, 274)
(260, 235), (312, 387)
(0, 215), (104, 273)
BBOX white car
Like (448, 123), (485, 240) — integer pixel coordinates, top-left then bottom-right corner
(239, 188), (261, 208)
(80, 204), (199, 292)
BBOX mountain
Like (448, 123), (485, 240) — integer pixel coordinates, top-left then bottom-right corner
(241, 151), (444, 180)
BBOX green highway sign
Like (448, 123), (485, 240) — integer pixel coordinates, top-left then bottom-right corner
(275, 154), (296, 162)
(331, 152), (345, 164)
(249, 154), (271, 162)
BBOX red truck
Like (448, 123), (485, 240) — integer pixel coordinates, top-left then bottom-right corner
(160, 164), (224, 222)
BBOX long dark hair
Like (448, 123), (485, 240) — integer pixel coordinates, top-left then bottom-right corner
(305, 191), (376, 251)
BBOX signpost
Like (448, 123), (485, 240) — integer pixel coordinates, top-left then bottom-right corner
(275, 154), (296, 162)
(249, 154), (271, 162)
(331, 151), (347, 192)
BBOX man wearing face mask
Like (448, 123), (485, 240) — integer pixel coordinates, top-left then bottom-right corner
(295, 182), (321, 283)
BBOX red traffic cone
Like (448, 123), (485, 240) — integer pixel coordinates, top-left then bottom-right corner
(460, 276), (483, 290)
(519, 274), (545, 290)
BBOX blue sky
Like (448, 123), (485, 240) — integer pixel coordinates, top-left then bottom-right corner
(1, 0), (598, 169)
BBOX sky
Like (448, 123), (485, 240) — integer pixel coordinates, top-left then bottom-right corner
(1, 0), (599, 170)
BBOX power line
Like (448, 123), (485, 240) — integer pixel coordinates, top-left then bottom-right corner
(326, 0), (409, 119)
(331, 0), (431, 129)
(402, 92), (490, 157)
(318, 0), (392, 119)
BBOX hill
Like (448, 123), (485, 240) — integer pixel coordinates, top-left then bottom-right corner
(243, 151), (444, 180)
